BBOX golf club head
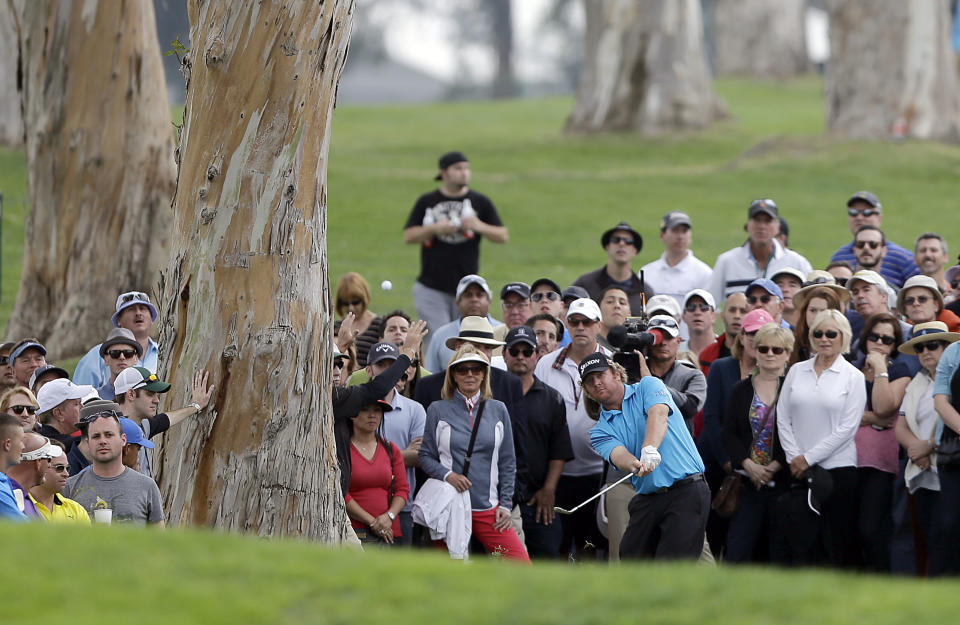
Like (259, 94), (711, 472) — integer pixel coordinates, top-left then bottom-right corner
(554, 506), (575, 515)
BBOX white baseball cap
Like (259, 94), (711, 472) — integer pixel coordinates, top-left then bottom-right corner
(682, 289), (716, 311)
(646, 294), (682, 320)
(36, 379), (96, 413)
(566, 298), (602, 322)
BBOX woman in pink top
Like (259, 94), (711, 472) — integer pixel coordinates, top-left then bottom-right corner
(853, 313), (911, 572)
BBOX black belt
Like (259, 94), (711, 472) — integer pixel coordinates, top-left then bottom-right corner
(651, 473), (704, 495)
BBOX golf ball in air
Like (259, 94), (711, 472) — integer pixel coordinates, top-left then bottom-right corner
(381, 280), (393, 291)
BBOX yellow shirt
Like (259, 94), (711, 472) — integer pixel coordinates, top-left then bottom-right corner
(29, 493), (91, 524)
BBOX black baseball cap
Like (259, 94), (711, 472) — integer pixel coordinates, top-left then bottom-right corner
(500, 282), (531, 300)
(505, 326), (537, 349)
(562, 285), (590, 304)
(578, 352), (612, 381)
(367, 342), (400, 366)
(434, 151), (468, 180)
(531, 278), (562, 295)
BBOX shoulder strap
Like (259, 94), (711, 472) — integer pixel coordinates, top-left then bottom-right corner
(461, 400), (486, 479)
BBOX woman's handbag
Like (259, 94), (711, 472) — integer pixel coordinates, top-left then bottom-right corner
(711, 474), (742, 518)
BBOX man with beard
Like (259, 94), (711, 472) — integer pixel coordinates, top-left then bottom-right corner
(852, 226), (888, 275)
(404, 151), (508, 342)
(914, 233), (951, 292)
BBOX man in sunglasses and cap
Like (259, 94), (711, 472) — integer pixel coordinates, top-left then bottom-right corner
(96, 328), (143, 400)
(830, 191), (919, 289)
(573, 221), (654, 315)
(73, 291), (161, 389)
(581, 352), (707, 561)
(404, 151), (508, 344)
(64, 401), (164, 525)
(7, 433), (62, 519)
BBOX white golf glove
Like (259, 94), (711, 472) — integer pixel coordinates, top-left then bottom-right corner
(639, 446), (661, 470)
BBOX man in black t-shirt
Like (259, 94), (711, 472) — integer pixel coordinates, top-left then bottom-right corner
(403, 151), (508, 345)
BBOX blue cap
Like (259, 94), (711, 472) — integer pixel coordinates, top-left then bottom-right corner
(746, 278), (783, 299)
(119, 417), (154, 449)
(10, 341), (46, 362)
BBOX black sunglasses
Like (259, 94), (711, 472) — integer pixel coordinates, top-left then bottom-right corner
(9, 404), (37, 416)
(454, 363), (486, 375)
(333, 359), (345, 370)
(685, 303), (712, 313)
(855, 240), (882, 250)
(107, 349), (138, 359)
(608, 235), (635, 246)
(747, 294), (772, 305)
(812, 330), (839, 339)
(79, 410), (123, 424)
(848, 208), (880, 217)
(0, 356), (8, 366)
(866, 333), (896, 346)
(508, 346), (535, 358)
(756, 345), (786, 355)
(915, 341), (946, 353)
(531, 291), (560, 302)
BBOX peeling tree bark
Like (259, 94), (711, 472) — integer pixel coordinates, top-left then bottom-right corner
(566, 0), (725, 134)
(0, 1), (23, 147)
(713, 0), (808, 79)
(7, 0), (175, 358)
(153, 0), (354, 542)
(825, 0), (960, 140)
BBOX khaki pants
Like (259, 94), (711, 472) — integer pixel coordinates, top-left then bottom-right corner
(604, 482), (636, 563)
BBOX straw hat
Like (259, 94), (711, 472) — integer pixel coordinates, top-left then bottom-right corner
(792, 270), (851, 311)
(898, 321), (960, 356)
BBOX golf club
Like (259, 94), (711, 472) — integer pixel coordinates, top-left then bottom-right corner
(554, 472), (635, 515)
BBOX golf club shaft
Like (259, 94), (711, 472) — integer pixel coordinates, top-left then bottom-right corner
(554, 472), (634, 515)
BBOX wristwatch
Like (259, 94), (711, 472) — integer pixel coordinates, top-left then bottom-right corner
(386, 511), (396, 521)
(188, 402), (202, 413)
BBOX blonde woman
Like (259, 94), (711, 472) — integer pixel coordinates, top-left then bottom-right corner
(0, 386), (39, 432)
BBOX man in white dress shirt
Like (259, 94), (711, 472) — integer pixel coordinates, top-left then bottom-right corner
(641, 211), (712, 309)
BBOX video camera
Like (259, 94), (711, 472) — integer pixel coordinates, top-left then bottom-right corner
(607, 315), (670, 382)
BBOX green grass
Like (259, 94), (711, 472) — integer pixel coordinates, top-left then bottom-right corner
(0, 522), (953, 625)
(327, 74), (960, 315)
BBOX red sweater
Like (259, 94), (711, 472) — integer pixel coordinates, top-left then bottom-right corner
(346, 441), (410, 536)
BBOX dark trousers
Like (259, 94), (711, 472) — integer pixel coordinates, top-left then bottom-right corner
(890, 457), (917, 575)
(937, 464), (960, 575)
(619, 478), (709, 561)
(822, 466), (859, 569)
(520, 502), (563, 559)
(725, 481), (790, 564)
(556, 473), (608, 561)
(397, 510), (414, 547)
(857, 467), (894, 572)
(913, 487), (942, 576)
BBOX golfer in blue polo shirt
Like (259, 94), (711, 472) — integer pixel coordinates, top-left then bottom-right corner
(581, 352), (708, 560)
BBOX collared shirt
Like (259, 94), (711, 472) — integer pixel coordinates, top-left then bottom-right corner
(380, 392), (426, 514)
(0, 473), (28, 521)
(590, 378), (704, 494)
(29, 493), (91, 524)
(934, 340), (960, 399)
(534, 344), (611, 477)
(521, 377), (575, 492)
(830, 240), (920, 289)
(708, 240), (812, 304)
(72, 338), (160, 388)
(641, 251), (713, 308)
(777, 355), (866, 469)
(8, 477), (42, 519)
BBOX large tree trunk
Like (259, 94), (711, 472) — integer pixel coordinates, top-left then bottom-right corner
(0, 2), (23, 147)
(712, 0), (808, 79)
(488, 0), (518, 98)
(7, 0), (175, 359)
(825, 0), (960, 140)
(567, 0), (725, 134)
(153, 0), (354, 541)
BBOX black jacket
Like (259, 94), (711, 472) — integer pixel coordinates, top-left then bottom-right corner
(721, 375), (788, 482)
(572, 266), (654, 315)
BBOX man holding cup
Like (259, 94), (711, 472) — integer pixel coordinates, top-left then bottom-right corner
(62, 400), (164, 526)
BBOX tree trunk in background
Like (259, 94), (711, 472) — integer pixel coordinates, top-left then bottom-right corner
(153, 0), (354, 542)
(489, 0), (518, 98)
(567, 0), (725, 134)
(0, 2), (23, 147)
(7, 0), (175, 358)
(713, 0), (808, 79)
(825, 0), (960, 140)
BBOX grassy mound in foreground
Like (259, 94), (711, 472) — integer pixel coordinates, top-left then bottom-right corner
(0, 523), (951, 624)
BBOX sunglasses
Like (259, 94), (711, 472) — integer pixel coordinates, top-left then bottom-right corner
(531, 291), (560, 302)
(9, 404), (37, 416)
(685, 303), (712, 313)
(756, 345), (786, 355)
(333, 359), (345, 370)
(454, 363), (486, 375)
(120, 291), (151, 304)
(107, 349), (138, 359)
(747, 294), (772, 305)
(79, 410), (123, 424)
(345, 300), (363, 307)
(568, 318), (595, 327)
(951, 279), (960, 289)
(915, 341), (947, 353)
(608, 235), (634, 246)
(904, 295), (931, 306)
(854, 240), (882, 250)
(508, 346), (535, 358)
(812, 330), (840, 339)
(50, 464), (69, 473)
(0, 356), (7, 366)
(803, 277), (833, 288)
(866, 333), (896, 346)
(835, 278), (848, 287)
(848, 208), (880, 217)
